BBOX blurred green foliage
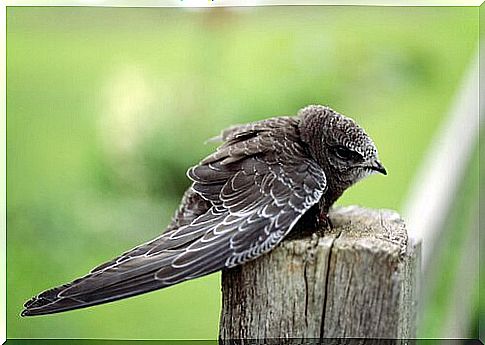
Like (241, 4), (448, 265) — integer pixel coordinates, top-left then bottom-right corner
(6, 6), (477, 339)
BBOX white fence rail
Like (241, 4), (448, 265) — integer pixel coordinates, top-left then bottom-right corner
(403, 49), (480, 338)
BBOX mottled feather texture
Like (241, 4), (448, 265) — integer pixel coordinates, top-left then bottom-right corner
(22, 105), (385, 316)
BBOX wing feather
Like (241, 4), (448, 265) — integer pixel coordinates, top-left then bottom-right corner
(22, 115), (327, 317)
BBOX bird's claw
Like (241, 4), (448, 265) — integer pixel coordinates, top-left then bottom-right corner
(317, 211), (333, 234)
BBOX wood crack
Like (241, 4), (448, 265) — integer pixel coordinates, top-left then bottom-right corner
(319, 230), (341, 339)
(219, 206), (417, 339)
(303, 262), (309, 329)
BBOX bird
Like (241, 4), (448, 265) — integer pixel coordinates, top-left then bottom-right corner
(21, 104), (387, 317)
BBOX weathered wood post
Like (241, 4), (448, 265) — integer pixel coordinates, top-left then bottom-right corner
(219, 206), (420, 340)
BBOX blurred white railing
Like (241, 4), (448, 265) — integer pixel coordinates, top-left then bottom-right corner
(403, 49), (480, 337)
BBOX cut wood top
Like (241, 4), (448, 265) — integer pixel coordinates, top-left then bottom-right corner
(326, 206), (408, 258)
(220, 205), (416, 339)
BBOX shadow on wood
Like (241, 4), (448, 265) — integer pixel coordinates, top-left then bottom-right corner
(219, 206), (421, 340)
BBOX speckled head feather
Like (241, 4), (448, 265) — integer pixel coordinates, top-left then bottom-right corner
(22, 104), (386, 317)
(299, 105), (377, 160)
(299, 105), (385, 193)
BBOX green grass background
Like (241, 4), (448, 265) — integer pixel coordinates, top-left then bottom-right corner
(6, 6), (478, 339)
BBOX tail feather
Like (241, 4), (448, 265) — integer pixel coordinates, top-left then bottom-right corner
(22, 253), (179, 316)
(21, 210), (229, 317)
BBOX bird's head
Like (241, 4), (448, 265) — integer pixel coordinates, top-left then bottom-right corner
(298, 105), (386, 191)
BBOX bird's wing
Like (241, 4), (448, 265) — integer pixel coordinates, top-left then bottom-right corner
(22, 117), (326, 316)
(88, 188), (212, 273)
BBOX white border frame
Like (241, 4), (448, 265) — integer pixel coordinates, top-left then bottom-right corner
(1, 2), (7, 344)
(3, 0), (485, 6)
(1, 1), (482, 343)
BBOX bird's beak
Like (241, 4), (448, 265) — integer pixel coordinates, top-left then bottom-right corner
(369, 160), (387, 175)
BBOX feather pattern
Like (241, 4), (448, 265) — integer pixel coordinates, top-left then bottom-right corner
(22, 115), (327, 316)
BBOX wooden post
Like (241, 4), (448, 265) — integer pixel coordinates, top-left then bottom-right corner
(219, 206), (420, 340)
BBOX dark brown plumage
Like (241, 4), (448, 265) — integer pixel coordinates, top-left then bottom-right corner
(22, 105), (386, 316)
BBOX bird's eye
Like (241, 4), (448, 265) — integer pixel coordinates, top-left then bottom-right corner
(332, 145), (360, 161)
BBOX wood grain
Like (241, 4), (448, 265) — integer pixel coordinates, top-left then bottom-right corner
(219, 206), (419, 340)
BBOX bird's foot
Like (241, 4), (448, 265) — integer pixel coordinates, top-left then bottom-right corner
(316, 211), (333, 235)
